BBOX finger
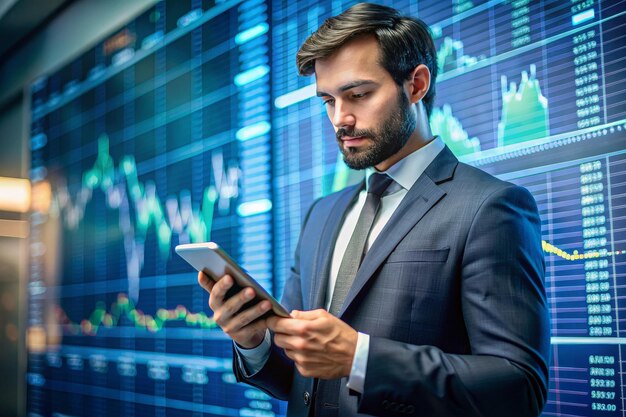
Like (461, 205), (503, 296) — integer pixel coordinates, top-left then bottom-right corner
(198, 272), (215, 292)
(285, 350), (316, 371)
(295, 363), (311, 378)
(266, 315), (280, 330)
(269, 317), (306, 335)
(207, 275), (234, 311)
(209, 275), (233, 302)
(229, 300), (272, 331)
(273, 333), (306, 351)
(283, 348), (297, 361)
(215, 286), (262, 326)
(273, 332), (286, 348)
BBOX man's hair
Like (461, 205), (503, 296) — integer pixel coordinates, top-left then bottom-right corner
(296, 3), (438, 118)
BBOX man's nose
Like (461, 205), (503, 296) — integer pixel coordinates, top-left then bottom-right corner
(332, 101), (356, 130)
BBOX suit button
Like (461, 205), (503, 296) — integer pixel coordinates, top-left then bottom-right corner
(303, 391), (311, 406)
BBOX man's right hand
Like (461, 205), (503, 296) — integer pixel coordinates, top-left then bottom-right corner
(197, 272), (271, 349)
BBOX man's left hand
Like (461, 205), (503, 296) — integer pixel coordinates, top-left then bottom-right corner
(266, 309), (358, 379)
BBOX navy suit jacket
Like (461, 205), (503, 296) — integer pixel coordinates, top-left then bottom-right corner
(234, 146), (550, 417)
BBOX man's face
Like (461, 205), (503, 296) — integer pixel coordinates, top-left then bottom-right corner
(315, 35), (416, 170)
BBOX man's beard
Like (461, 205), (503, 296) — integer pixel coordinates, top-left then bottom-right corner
(336, 89), (416, 170)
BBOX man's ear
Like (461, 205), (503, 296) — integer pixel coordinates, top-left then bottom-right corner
(405, 64), (431, 105)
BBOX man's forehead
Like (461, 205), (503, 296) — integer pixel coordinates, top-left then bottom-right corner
(315, 79), (379, 97)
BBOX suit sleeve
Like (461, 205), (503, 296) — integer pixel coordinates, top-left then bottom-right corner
(232, 199), (320, 399)
(357, 184), (551, 417)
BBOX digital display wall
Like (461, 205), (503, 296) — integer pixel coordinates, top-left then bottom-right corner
(26, 0), (626, 416)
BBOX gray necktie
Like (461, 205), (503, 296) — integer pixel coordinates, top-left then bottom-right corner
(329, 173), (394, 316)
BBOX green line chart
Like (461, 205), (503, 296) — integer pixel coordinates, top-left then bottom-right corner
(48, 135), (240, 302)
(498, 64), (549, 146)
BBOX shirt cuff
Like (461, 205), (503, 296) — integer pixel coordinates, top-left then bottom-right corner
(233, 329), (271, 377)
(346, 332), (369, 394)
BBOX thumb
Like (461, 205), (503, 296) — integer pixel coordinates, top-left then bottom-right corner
(291, 309), (325, 320)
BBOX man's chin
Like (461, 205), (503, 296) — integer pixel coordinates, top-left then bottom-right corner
(342, 153), (374, 170)
(338, 142), (381, 170)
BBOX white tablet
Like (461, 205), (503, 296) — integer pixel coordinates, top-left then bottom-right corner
(175, 242), (290, 318)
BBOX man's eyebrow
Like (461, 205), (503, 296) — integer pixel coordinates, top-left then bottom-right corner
(316, 80), (378, 97)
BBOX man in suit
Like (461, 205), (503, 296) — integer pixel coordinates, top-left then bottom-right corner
(198, 3), (550, 416)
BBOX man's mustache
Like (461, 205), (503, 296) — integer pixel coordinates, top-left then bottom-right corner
(336, 128), (374, 141)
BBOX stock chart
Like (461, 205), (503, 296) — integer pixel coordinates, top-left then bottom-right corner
(26, 0), (626, 416)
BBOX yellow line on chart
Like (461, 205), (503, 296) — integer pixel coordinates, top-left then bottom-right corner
(542, 240), (625, 261)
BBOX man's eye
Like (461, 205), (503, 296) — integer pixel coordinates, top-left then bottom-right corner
(352, 92), (367, 99)
(323, 98), (335, 106)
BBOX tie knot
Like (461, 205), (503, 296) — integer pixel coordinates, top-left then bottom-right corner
(367, 173), (393, 197)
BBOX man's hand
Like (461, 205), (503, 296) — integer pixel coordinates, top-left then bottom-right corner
(198, 272), (271, 349)
(266, 309), (358, 379)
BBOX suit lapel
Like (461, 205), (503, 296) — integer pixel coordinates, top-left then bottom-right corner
(309, 183), (363, 310)
(336, 146), (459, 317)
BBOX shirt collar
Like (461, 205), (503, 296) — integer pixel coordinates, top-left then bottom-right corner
(365, 136), (446, 192)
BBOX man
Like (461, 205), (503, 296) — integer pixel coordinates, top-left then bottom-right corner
(198, 3), (550, 416)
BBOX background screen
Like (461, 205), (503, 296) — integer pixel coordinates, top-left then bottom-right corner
(26, 0), (626, 416)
